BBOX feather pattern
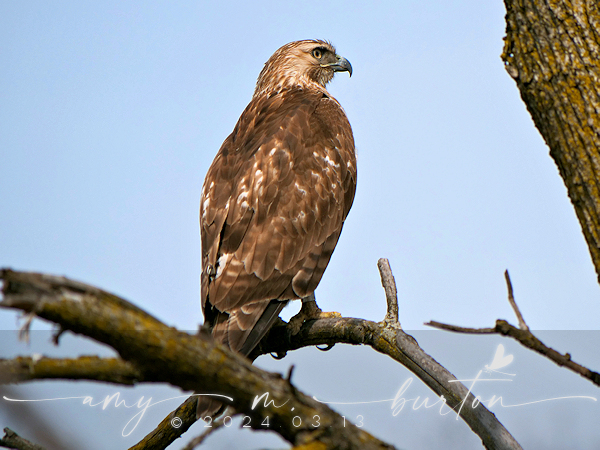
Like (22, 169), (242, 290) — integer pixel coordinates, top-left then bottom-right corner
(200, 39), (356, 358)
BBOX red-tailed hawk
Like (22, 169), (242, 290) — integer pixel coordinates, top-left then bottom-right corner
(198, 39), (356, 415)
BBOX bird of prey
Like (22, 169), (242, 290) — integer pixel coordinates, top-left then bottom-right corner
(198, 39), (356, 415)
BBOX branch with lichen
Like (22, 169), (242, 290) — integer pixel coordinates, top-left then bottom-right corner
(0, 356), (142, 385)
(5, 266), (591, 450)
(255, 260), (522, 450)
(1, 261), (522, 450)
(0, 268), (394, 450)
(140, 260), (522, 450)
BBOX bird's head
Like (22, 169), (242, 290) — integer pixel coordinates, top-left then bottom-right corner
(254, 40), (352, 97)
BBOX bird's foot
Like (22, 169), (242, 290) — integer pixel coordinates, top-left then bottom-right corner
(287, 296), (341, 335)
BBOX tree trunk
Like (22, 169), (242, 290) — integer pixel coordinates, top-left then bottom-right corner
(502, 0), (600, 282)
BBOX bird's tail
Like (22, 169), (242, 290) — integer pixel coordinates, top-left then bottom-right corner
(196, 299), (288, 420)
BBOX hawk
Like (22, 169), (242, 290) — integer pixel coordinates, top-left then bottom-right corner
(198, 40), (356, 415)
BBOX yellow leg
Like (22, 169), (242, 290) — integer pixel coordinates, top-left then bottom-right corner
(287, 293), (341, 334)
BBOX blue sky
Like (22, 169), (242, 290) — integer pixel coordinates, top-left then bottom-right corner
(1, 2), (599, 449)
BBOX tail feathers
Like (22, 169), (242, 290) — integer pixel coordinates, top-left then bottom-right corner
(196, 299), (288, 420)
(239, 299), (288, 356)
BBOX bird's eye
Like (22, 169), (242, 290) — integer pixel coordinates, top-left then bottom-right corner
(312, 48), (323, 59)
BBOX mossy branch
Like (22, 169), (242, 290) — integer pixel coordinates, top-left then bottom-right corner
(1, 263), (522, 450)
(0, 356), (142, 385)
(0, 268), (393, 450)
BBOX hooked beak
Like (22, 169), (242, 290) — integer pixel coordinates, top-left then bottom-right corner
(322, 55), (353, 77)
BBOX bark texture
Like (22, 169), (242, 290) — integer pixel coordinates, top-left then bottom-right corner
(0, 269), (393, 450)
(502, 0), (600, 281)
(0, 266), (523, 450)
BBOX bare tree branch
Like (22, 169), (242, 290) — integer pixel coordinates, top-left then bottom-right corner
(377, 258), (401, 329)
(128, 396), (198, 450)
(427, 318), (600, 388)
(0, 356), (142, 385)
(256, 261), (523, 450)
(504, 271), (528, 331)
(0, 269), (394, 450)
(1, 264), (525, 450)
(424, 323), (496, 334)
(0, 427), (46, 450)
(426, 272), (600, 388)
(259, 320), (522, 450)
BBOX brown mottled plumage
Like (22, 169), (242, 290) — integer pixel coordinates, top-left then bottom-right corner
(198, 40), (356, 417)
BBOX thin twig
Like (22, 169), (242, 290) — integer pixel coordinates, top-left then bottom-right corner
(17, 312), (35, 345)
(426, 272), (600, 387)
(427, 318), (600, 387)
(494, 320), (600, 386)
(504, 270), (529, 330)
(377, 258), (401, 329)
(426, 321), (496, 334)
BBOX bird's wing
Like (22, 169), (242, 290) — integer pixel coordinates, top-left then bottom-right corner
(200, 87), (356, 353)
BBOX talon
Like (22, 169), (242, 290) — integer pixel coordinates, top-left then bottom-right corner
(287, 315), (304, 335)
(270, 351), (287, 360)
(316, 343), (335, 351)
(287, 296), (341, 335)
